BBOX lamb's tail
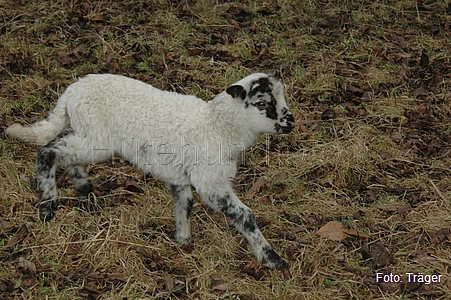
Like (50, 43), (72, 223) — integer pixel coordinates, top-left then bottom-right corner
(5, 99), (69, 146)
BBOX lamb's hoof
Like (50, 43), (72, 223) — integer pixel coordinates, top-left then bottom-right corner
(262, 246), (288, 270)
(274, 258), (289, 270)
(39, 209), (55, 222)
(265, 256), (288, 270)
(180, 243), (194, 254)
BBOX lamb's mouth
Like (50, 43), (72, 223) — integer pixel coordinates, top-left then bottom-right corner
(275, 121), (295, 133)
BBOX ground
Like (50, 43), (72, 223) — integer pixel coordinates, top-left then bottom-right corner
(1, 0), (451, 299)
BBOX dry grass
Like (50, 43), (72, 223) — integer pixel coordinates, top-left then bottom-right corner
(1, 0), (451, 299)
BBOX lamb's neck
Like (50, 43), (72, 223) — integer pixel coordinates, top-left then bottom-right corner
(207, 93), (259, 150)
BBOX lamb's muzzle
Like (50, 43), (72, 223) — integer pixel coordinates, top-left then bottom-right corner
(276, 114), (295, 133)
(5, 72), (294, 270)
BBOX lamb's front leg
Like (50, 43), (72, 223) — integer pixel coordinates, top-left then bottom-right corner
(168, 184), (194, 244)
(200, 190), (288, 270)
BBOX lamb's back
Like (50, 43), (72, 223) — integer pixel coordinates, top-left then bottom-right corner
(64, 74), (210, 141)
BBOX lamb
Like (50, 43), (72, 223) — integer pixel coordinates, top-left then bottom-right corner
(5, 73), (295, 269)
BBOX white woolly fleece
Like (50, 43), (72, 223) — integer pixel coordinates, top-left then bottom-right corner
(5, 73), (295, 269)
(6, 74), (293, 179)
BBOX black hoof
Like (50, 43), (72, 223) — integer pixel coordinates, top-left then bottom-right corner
(39, 209), (55, 222)
(262, 246), (289, 270)
(275, 258), (289, 270)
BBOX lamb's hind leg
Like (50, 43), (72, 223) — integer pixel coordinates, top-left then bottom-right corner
(37, 133), (110, 221)
(37, 144), (59, 222)
(168, 184), (194, 244)
(67, 165), (93, 210)
(198, 189), (288, 269)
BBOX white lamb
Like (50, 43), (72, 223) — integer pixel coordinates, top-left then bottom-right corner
(6, 73), (295, 269)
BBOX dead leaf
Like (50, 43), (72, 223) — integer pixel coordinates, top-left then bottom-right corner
(16, 257), (36, 275)
(405, 280), (423, 292)
(67, 235), (82, 255)
(379, 281), (402, 293)
(372, 45), (388, 60)
(245, 178), (270, 198)
(361, 242), (392, 266)
(338, 261), (361, 273)
(67, 243), (82, 255)
(317, 221), (348, 241)
(420, 50), (429, 67)
(180, 244), (194, 254)
(164, 273), (185, 293)
(321, 108), (336, 120)
(91, 13), (105, 22)
(210, 276), (229, 291)
(57, 51), (73, 66)
(0, 218), (10, 235)
(281, 269), (292, 281)
(78, 286), (101, 300)
(35, 258), (52, 273)
(430, 227), (451, 246)
(20, 277), (35, 289)
(342, 228), (370, 239)
(352, 210), (366, 220)
(417, 103), (430, 114)
(378, 203), (412, 215)
(276, 229), (296, 241)
(255, 216), (270, 229)
(240, 261), (266, 281)
(72, 45), (88, 59)
(272, 194), (289, 201)
(164, 274), (174, 291)
(123, 180), (144, 193)
(412, 87), (426, 97)
(135, 248), (168, 271)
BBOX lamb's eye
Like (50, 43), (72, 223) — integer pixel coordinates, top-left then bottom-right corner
(254, 101), (266, 110)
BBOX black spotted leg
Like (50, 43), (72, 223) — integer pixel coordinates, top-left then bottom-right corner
(198, 189), (288, 270)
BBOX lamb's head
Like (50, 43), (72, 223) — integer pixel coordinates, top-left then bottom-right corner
(226, 73), (295, 134)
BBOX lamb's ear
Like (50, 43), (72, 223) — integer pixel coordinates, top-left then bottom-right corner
(268, 71), (277, 79)
(226, 85), (247, 100)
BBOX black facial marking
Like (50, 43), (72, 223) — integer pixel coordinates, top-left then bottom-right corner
(248, 78), (273, 98)
(265, 101), (278, 120)
(247, 77), (280, 120)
